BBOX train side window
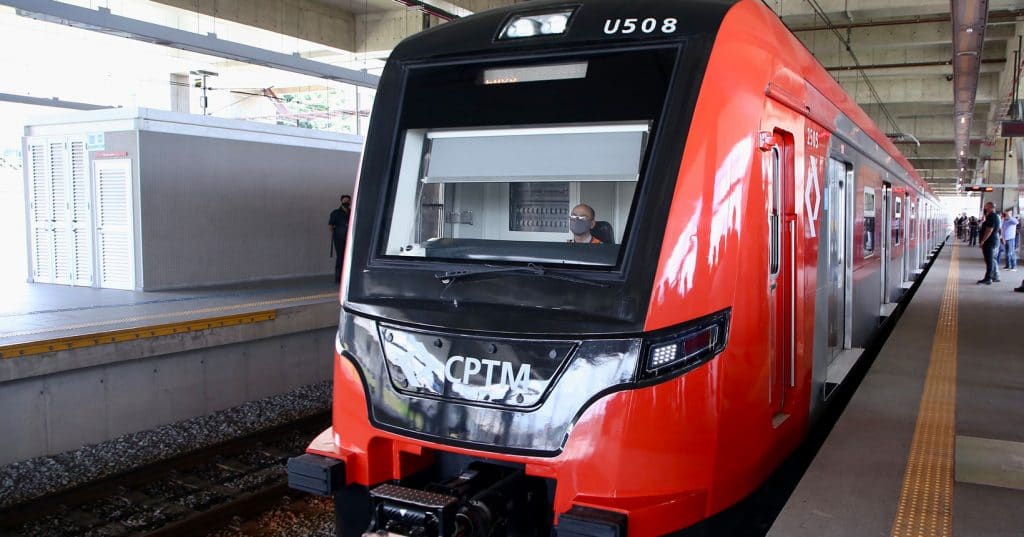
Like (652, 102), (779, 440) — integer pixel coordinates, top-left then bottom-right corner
(863, 187), (876, 255)
(769, 146), (781, 277)
(893, 196), (902, 245)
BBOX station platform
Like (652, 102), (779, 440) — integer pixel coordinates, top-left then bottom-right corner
(0, 277), (340, 466)
(769, 243), (1024, 537)
(0, 276), (336, 347)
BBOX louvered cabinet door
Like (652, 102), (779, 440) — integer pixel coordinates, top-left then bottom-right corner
(94, 159), (134, 290)
(48, 139), (73, 285)
(68, 138), (93, 286)
(26, 140), (54, 283)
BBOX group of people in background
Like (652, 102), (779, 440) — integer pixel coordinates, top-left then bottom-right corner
(955, 213), (981, 245)
(955, 204), (1022, 291)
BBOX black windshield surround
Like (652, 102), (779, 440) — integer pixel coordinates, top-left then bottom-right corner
(346, 3), (728, 336)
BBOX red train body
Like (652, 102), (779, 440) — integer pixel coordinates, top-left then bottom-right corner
(288, 1), (943, 535)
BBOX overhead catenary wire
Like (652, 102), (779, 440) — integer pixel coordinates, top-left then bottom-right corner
(801, 0), (903, 136)
(763, 0), (904, 138)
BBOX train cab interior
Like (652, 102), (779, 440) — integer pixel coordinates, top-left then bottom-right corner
(382, 122), (647, 267)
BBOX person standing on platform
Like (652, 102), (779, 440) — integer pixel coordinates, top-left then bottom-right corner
(997, 211), (1007, 266)
(968, 216), (979, 246)
(329, 194), (352, 284)
(1002, 209), (1019, 271)
(977, 202), (1001, 285)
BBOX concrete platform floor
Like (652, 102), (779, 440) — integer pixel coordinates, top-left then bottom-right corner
(769, 243), (1024, 537)
(0, 276), (338, 346)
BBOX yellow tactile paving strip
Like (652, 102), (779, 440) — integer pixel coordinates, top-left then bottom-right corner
(0, 311), (277, 359)
(0, 293), (336, 340)
(890, 245), (958, 537)
(0, 292), (336, 359)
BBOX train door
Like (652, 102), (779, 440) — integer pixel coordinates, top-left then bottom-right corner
(910, 200), (919, 270)
(881, 183), (892, 304)
(893, 193), (904, 288)
(927, 205), (933, 252)
(826, 159), (850, 368)
(922, 205), (928, 258)
(902, 193), (911, 282)
(921, 203), (929, 266)
(766, 132), (795, 421)
(921, 204), (928, 265)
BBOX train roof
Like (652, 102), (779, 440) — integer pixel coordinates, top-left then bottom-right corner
(385, 0), (935, 201)
(389, 0), (739, 62)
(747, 2), (934, 199)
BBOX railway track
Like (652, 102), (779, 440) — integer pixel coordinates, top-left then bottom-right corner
(0, 412), (330, 537)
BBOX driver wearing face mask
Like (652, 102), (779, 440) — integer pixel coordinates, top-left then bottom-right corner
(567, 203), (602, 244)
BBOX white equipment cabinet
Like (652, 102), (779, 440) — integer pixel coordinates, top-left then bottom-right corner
(23, 108), (362, 290)
(25, 136), (96, 287)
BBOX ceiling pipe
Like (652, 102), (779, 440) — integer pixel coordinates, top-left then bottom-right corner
(790, 9), (1023, 32)
(900, 139), (985, 144)
(825, 58), (1004, 72)
(952, 0), (990, 184)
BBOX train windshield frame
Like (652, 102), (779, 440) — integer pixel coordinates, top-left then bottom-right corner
(374, 45), (680, 272)
(382, 121), (650, 267)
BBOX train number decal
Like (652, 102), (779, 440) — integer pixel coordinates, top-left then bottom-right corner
(603, 18), (679, 35)
(807, 128), (821, 149)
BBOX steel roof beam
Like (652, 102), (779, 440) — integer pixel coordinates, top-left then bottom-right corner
(0, 92), (117, 110)
(0, 0), (379, 88)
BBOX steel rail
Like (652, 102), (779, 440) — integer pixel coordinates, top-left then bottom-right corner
(0, 412), (330, 536)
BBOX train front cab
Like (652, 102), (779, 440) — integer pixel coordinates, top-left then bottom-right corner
(285, 1), (944, 536)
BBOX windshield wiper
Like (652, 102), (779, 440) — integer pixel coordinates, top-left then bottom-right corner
(434, 263), (608, 288)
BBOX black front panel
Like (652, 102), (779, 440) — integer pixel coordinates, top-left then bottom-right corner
(345, 0), (736, 335)
(397, 48), (676, 132)
(347, 43), (709, 335)
(342, 312), (641, 455)
(388, 0), (738, 62)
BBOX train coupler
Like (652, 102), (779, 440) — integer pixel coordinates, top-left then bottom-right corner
(364, 462), (549, 537)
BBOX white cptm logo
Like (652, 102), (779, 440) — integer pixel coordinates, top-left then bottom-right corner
(444, 356), (531, 389)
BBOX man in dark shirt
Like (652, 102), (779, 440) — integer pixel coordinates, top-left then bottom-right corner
(978, 201), (1001, 285)
(329, 195), (352, 283)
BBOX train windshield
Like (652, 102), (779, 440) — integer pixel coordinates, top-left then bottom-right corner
(378, 47), (677, 269)
(382, 122), (648, 267)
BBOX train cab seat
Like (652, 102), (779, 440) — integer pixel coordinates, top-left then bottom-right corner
(591, 221), (615, 244)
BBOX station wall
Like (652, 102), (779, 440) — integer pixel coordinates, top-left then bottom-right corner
(0, 302), (336, 466)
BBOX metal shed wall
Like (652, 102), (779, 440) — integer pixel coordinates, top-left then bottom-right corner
(137, 131), (359, 289)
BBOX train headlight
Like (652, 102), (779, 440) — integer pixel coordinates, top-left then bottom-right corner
(642, 309), (730, 377)
(499, 10), (573, 40)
